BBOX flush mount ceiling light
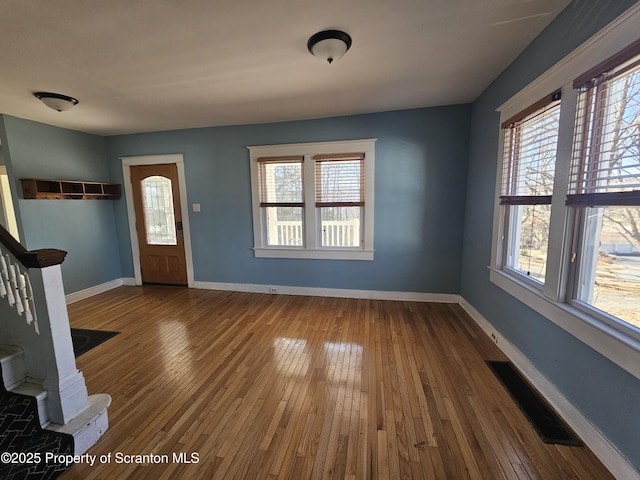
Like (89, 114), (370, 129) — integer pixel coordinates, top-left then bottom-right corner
(33, 92), (79, 112)
(307, 30), (352, 64)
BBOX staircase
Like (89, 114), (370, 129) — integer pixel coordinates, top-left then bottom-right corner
(0, 346), (110, 455)
(1, 344), (55, 425)
(0, 224), (110, 464)
(0, 356), (74, 479)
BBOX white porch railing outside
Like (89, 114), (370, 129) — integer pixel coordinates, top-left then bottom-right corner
(321, 219), (360, 247)
(268, 219), (360, 247)
(273, 221), (304, 246)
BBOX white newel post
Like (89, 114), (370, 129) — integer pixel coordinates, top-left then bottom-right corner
(28, 264), (89, 424)
(1, 227), (110, 453)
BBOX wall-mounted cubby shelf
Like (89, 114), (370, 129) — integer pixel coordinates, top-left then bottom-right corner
(20, 179), (121, 200)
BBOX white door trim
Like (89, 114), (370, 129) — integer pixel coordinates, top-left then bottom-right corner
(120, 154), (195, 287)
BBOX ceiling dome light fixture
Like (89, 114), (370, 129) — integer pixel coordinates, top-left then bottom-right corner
(307, 30), (352, 64)
(33, 92), (79, 112)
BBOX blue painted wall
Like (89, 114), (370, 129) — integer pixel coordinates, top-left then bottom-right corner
(106, 106), (471, 293)
(1, 0), (637, 469)
(460, 0), (640, 470)
(0, 115), (122, 293)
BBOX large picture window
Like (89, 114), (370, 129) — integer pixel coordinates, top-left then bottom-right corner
(249, 139), (376, 260)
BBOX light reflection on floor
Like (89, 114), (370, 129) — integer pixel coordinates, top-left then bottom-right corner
(272, 338), (363, 383)
(273, 337), (309, 377)
(158, 320), (195, 384)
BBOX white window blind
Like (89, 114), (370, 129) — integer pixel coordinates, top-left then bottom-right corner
(314, 153), (364, 207)
(313, 153), (365, 248)
(500, 92), (562, 206)
(257, 156), (304, 207)
(568, 50), (640, 207)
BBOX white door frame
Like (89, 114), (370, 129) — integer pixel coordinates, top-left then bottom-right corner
(120, 154), (195, 287)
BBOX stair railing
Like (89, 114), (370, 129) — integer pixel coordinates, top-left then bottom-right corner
(0, 234), (39, 333)
(1, 226), (68, 334)
(0, 224), (90, 425)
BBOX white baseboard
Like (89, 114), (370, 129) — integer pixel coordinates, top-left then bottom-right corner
(459, 297), (639, 480)
(65, 278), (136, 304)
(66, 277), (458, 304)
(193, 281), (460, 303)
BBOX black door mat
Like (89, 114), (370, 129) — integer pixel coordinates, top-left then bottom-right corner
(70, 329), (119, 357)
(487, 361), (582, 446)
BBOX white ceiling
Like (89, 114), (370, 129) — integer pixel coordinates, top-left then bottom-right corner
(0, 0), (571, 136)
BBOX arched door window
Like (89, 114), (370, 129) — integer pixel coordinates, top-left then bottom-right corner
(141, 175), (177, 245)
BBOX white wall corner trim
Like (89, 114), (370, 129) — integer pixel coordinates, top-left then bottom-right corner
(193, 281), (459, 303)
(459, 297), (640, 480)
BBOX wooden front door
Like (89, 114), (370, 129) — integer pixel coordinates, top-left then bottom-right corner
(130, 164), (187, 285)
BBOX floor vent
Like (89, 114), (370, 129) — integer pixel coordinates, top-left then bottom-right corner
(486, 361), (582, 446)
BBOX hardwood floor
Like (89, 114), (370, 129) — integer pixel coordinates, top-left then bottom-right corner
(59, 286), (613, 480)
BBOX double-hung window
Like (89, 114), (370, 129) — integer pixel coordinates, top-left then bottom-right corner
(491, 27), (640, 375)
(249, 139), (376, 260)
(314, 153), (364, 248)
(257, 156), (304, 246)
(499, 92), (562, 284)
(568, 47), (640, 329)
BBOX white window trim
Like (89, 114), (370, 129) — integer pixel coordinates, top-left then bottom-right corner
(491, 4), (640, 381)
(248, 139), (376, 260)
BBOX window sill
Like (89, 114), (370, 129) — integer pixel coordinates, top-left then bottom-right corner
(501, 266), (546, 291)
(254, 247), (374, 261)
(489, 267), (640, 381)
